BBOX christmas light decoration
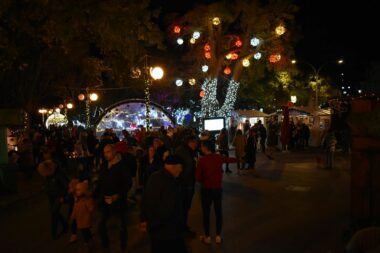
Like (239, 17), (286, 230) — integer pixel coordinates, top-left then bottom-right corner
(202, 65), (209, 72)
(269, 54), (281, 63)
(192, 31), (201, 39)
(67, 103), (73, 109)
(201, 78), (219, 117)
(144, 79), (151, 128)
(217, 80), (240, 117)
(225, 53), (232, 60)
(174, 25), (181, 34)
(230, 53), (239, 60)
(150, 66), (164, 80)
(200, 90), (205, 97)
(78, 94), (85, 101)
(212, 17), (221, 26)
(190, 38), (196, 44)
(176, 79), (183, 86)
(177, 38), (184, 45)
(89, 93), (98, 101)
(250, 37), (260, 46)
(235, 39), (242, 47)
(275, 24), (286, 35)
(254, 52), (262, 60)
(205, 52), (211, 59)
(224, 66), (232, 75)
(189, 78), (196, 85)
(204, 43), (211, 51)
(242, 58), (250, 67)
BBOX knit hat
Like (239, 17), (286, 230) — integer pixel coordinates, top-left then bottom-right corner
(37, 160), (57, 177)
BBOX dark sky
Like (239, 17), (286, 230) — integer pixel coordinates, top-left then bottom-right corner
(153, 0), (379, 86)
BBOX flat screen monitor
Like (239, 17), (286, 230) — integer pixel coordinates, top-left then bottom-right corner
(203, 117), (225, 132)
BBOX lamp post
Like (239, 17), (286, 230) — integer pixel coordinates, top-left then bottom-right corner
(78, 90), (98, 128)
(292, 59), (344, 108)
(144, 66), (164, 130)
(38, 109), (48, 125)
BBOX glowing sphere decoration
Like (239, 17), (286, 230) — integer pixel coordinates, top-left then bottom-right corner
(190, 38), (196, 44)
(78, 93), (85, 101)
(177, 38), (184, 45)
(192, 31), (201, 39)
(254, 52), (262, 60)
(204, 43), (211, 51)
(205, 52), (211, 59)
(269, 54), (281, 63)
(175, 79), (183, 87)
(231, 53), (239, 60)
(212, 17), (221, 26)
(150, 66), (164, 80)
(202, 65), (209, 72)
(189, 78), (196, 86)
(250, 37), (260, 47)
(275, 24), (286, 35)
(224, 66), (232, 75)
(89, 93), (99, 101)
(242, 58), (250, 67)
(66, 103), (74, 109)
(235, 39), (242, 47)
(59, 104), (64, 109)
(225, 53), (232, 60)
(55, 108), (61, 113)
(200, 90), (205, 97)
(173, 25), (181, 34)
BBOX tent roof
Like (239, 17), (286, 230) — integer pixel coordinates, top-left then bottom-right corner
(236, 110), (269, 118)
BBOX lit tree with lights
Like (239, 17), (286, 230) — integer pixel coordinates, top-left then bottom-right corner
(168, 0), (298, 117)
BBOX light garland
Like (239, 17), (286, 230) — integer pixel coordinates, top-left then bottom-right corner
(218, 79), (240, 117)
(144, 79), (151, 129)
(201, 78), (219, 117)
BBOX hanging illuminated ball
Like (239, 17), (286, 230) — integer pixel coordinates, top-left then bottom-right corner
(231, 53), (239, 60)
(55, 108), (60, 113)
(177, 38), (184, 45)
(59, 104), (64, 109)
(235, 39), (242, 47)
(242, 58), (250, 67)
(78, 93), (85, 101)
(175, 79), (183, 87)
(89, 93), (99, 101)
(66, 102), (74, 109)
(225, 53), (232, 60)
(205, 52), (211, 59)
(202, 65), (209, 72)
(173, 25), (181, 34)
(250, 37), (260, 47)
(189, 78), (196, 86)
(200, 90), (205, 97)
(212, 17), (221, 26)
(204, 43), (211, 51)
(150, 66), (164, 80)
(190, 38), (196, 44)
(192, 31), (201, 39)
(254, 52), (262, 60)
(269, 54), (281, 63)
(223, 66), (231, 75)
(275, 24), (286, 35)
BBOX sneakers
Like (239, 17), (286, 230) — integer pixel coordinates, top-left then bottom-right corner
(199, 235), (211, 244)
(215, 235), (222, 244)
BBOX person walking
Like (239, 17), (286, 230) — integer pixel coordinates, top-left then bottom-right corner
(140, 155), (188, 253)
(245, 128), (258, 171)
(93, 144), (132, 251)
(175, 135), (198, 237)
(321, 128), (337, 170)
(216, 128), (231, 174)
(196, 140), (238, 244)
(232, 129), (246, 174)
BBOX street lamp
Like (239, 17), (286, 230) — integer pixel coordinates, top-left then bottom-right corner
(292, 59), (344, 108)
(38, 109), (48, 125)
(78, 91), (99, 128)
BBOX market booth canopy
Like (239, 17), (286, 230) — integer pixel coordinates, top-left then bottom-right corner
(235, 109), (269, 118)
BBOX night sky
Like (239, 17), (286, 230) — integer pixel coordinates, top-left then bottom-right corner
(153, 0), (379, 87)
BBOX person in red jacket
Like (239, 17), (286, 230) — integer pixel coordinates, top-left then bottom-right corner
(196, 140), (238, 244)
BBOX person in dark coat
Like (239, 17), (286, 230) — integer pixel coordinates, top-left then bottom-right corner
(93, 144), (132, 251)
(175, 135), (198, 237)
(245, 128), (258, 170)
(140, 155), (188, 253)
(139, 146), (163, 188)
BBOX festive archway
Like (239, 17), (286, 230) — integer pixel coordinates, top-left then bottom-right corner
(96, 99), (175, 136)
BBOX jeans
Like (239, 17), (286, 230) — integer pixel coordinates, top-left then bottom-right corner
(201, 188), (222, 236)
(98, 201), (128, 249)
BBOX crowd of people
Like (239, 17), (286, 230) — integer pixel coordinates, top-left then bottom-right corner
(5, 118), (349, 252)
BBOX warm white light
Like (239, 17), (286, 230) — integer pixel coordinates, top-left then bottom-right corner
(48, 109), (53, 114)
(175, 79), (183, 87)
(190, 38), (196, 44)
(38, 109), (47, 114)
(358, 89), (362, 94)
(343, 91), (347, 94)
(348, 86), (351, 89)
(259, 108), (263, 112)
(290, 95), (297, 103)
(78, 94), (85, 101)
(275, 24), (286, 35)
(150, 66), (164, 80)
(189, 78), (196, 86)
(291, 59), (297, 64)
(177, 38), (184, 45)
(89, 93), (98, 101)
(202, 65), (209, 72)
(242, 58), (250, 67)
(55, 108), (61, 113)
(250, 37), (260, 47)
(338, 59), (344, 64)
(66, 103), (73, 109)
(59, 104), (64, 109)
(212, 17), (221, 26)
(192, 31), (201, 39)
(254, 52), (262, 60)
(342, 86), (345, 89)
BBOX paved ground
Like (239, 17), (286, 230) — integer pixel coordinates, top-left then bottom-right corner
(0, 148), (351, 253)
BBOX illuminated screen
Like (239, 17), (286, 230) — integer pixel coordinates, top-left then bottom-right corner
(203, 118), (225, 131)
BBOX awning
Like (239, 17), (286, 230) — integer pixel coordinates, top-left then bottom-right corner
(235, 110), (269, 118)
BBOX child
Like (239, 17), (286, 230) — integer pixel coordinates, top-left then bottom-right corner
(70, 181), (95, 250)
